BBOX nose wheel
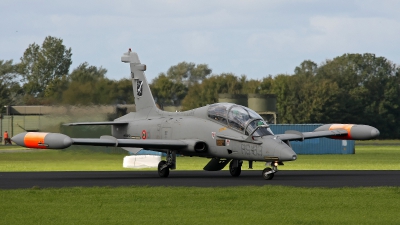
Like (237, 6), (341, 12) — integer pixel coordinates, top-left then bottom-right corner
(262, 162), (279, 180)
(262, 168), (275, 180)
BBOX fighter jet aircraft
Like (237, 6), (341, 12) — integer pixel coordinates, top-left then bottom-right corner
(12, 49), (380, 180)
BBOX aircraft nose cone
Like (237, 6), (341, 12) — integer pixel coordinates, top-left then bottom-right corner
(281, 148), (297, 161)
(371, 128), (380, 139)
(265, 138), (297, 161)
(274, 140), (297, 161)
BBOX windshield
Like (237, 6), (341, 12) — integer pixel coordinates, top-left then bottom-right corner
(208, 103), (273, 136)
(227, 106), (252, 131)
(246, 119), (273, 136)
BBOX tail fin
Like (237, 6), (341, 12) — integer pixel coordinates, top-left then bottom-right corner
(121, 49), (157, 114)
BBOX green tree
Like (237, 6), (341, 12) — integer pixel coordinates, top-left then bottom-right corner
(43, 75), (69, 103)
(181, 73), (269, 110)
(259, 75), (274, 94)
(165, 62), (212, 86)
(62, 62), (111, 105)
(19, 36), (72, 98)
(317, 53), (400, 137)
(240, 75), (262, 94)
(150, 74), (187, 107)
(0, 60), (23, 112)
(270, 74), (297, 123)
(151, 62), (212, 107)
(114, 78), (135, 104)
(181, 73), (243, 110)
(380, 68), (400, 138)
(69, 62), (107, 83)
(270, 60), (345, 124)
(294, 60), (318, 78)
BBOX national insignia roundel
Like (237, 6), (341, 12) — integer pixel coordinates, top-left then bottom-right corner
(141, 130), (147, 139)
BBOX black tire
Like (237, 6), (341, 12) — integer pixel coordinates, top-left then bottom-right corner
(229, 160), (242, 177)
(262, 167), (274, 180)
(158, 160), (170, 178)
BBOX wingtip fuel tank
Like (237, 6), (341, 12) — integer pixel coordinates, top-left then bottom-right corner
(11, 132), (73, 149)
(314, 124), (380, 140)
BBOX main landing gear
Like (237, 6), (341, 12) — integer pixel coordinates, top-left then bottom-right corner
(158, 150), (176, 178)
(158, 154), (280, 180)
(229, 159), (243, 177)
(262, 162), (279, 180)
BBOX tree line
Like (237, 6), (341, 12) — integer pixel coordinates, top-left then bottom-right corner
(1, 36), (399, 138)
(0, 36), (134, 108)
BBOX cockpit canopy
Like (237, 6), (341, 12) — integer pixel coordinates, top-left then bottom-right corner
(207, 103), (274, 136)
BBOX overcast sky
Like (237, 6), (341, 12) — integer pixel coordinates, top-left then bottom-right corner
(1, 0), (400, 82)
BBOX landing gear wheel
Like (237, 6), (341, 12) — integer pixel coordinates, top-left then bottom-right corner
(158, 160), (170, 178)
(262, 167), (274, 180)
(229, 161), (242, 177)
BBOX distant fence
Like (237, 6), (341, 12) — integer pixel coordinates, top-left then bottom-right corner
(0, 105), (135, 154)
(0, 115), (126, 154)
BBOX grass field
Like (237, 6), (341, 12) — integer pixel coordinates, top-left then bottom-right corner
(1, 186), (399, 225)
(356, 139), (400, 145)
(1, 144), (399, 224)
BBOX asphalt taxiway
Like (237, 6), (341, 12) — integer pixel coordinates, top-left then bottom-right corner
(1, 170), (399, 189)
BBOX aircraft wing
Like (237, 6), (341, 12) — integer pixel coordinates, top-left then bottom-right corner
(275, 124), (380, 141)
(275, 129), (348, 141)
(71, 138), (187, 150)
(11, 132), (188, 150)
(63, 121), (128, 126)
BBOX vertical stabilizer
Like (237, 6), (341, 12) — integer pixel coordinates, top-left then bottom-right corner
(121, 49), (157, 115)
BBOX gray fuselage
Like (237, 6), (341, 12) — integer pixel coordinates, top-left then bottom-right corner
(112, 104), (297, 163)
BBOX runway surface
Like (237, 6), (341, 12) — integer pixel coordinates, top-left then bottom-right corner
(1, 170), (399, 189)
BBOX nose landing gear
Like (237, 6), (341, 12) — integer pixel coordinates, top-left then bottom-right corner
(262, 162), (279, 180)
